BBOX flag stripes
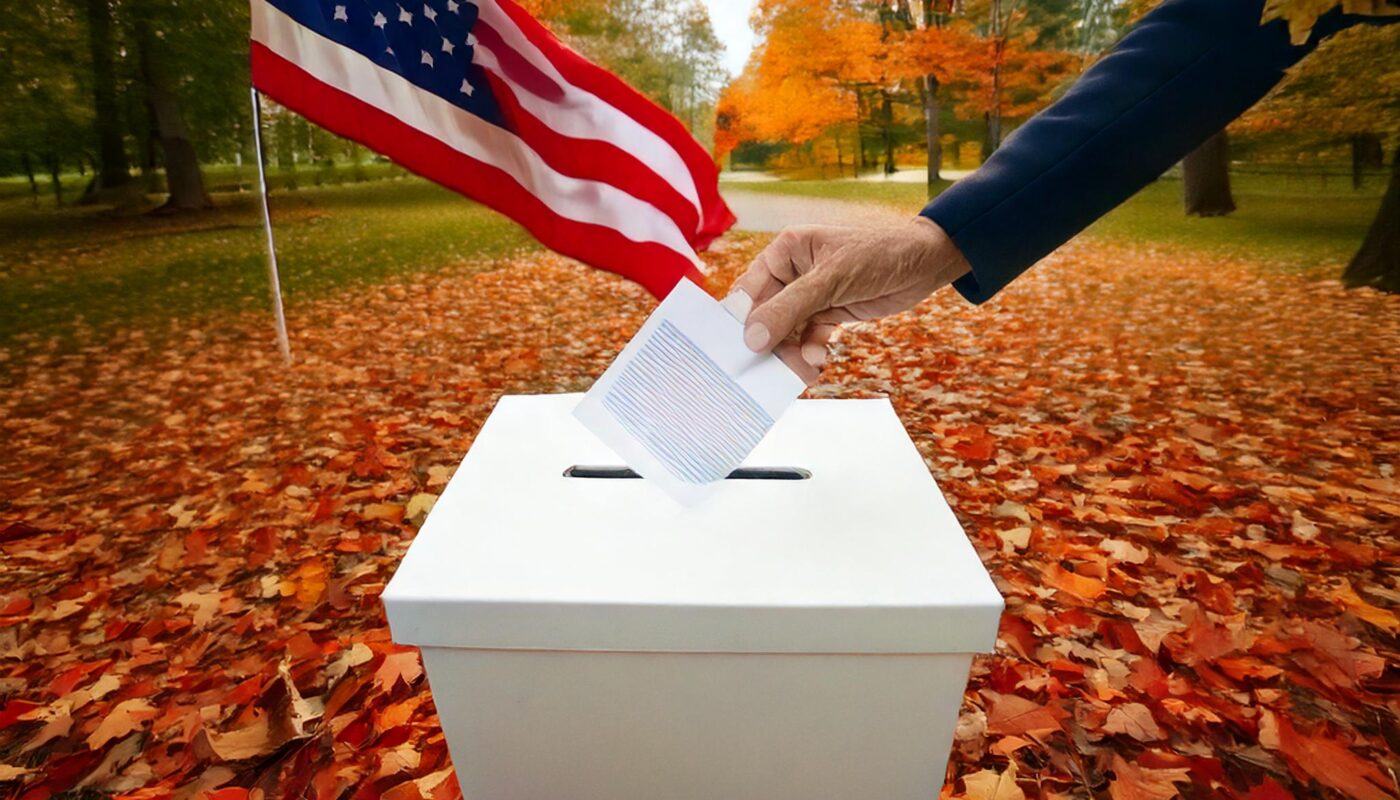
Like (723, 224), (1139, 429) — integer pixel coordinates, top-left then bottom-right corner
(249, 0), (732, 297)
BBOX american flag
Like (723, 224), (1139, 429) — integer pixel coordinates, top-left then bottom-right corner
(249, 0), (735, 298)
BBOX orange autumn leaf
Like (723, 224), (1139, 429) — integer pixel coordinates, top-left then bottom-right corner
(374, 651), (425, 692)
(1042, 563), (1106, 600)
(1269, 713), (1393, 800)
(280, 559), (330, 607)
(984, 692), (1066, 736)
(1328, 578), (1399, 632)
(85, 699), (158, 750)
(1102, 703), (1165, 742)
(962, 761), (1026, 800)
(1108, 753), (1191, 800)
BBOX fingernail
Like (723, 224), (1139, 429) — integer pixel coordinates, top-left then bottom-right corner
(801, 343), (827, 367)
(721, 291), (753, 322)
(744, 323), (770, 352)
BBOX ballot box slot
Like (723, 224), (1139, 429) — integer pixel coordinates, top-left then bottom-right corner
(564, 465), (811, 480)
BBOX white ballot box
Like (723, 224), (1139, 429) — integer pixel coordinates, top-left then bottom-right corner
(382, 393), (1003, 800)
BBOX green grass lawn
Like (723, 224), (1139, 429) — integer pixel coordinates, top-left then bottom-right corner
(1, 166), (1384, 360)
(720, 172), (1386, 270)
(0, 177), (537, 355)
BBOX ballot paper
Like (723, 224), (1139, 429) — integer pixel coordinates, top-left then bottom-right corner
(574, 278), (806, 504)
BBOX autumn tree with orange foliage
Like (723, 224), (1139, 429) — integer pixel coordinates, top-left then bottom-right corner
(718, 0), (1075, 190)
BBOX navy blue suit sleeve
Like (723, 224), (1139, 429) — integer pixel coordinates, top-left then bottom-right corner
(921, 0), (1385, 304)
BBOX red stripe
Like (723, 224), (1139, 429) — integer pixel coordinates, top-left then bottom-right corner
(482, 70), (702, 247)
(250, 42), (702, 299)
(492, 0), (735, 249)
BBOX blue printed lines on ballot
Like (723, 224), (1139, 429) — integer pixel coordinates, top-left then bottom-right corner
(602, 321), (774, 485)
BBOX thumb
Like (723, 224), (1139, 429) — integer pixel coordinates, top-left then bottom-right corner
(744, 270), (834, 353)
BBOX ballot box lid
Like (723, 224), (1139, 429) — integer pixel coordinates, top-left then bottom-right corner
(382, 394), (1004, 654)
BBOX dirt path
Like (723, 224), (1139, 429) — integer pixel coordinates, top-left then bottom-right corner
(724, 189), (910, 232)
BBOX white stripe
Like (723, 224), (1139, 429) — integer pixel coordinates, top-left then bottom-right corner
(251, 0), (700, 267)
(473, 0), (703, 220)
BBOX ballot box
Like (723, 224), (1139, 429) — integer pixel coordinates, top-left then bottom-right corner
(382, 393), (1004, 800)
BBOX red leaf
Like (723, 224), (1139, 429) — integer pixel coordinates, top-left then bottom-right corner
(1273, 714), (1392, 800)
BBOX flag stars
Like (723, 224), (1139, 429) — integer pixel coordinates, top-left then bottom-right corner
(441, 37), (454, 54)
(373, 10), (386, 26)
(333, 4), (348, 21)
(459, 78), (474, 96)
(421, 50), (434, 67)
(466, 32), (477, 46)
(397, 5), (413, 23)
(447, 0), (458, 11)
(423, 4), (437, 21)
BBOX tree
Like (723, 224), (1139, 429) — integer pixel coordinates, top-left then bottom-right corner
(132, 4), (212, 211)
(79, 0), (136, 203)
(1182, 130), (1236, 216)
(1242, 24), (1400, 290)
(1345, 139), (1400, 291)
(0, 0), (92, 206)
(531, 0), (727, 145)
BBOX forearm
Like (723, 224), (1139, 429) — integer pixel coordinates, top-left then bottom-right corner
(922, 0), (1363, 304)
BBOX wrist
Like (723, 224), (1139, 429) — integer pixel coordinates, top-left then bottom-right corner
(910, 216), (972, 285)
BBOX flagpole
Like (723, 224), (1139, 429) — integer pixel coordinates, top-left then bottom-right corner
(250, 87), (292, 364)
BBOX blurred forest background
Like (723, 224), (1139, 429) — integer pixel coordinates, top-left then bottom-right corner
(0, 0), (728, 209)
(5, 0), (1397, 204)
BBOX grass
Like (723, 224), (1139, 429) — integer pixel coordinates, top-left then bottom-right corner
(0, 177), (537, 354)
(720, 172), (1386, 270)
(1, 165), (1384, 359)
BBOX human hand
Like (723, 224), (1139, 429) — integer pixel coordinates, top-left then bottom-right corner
(726, 217), (971, 384)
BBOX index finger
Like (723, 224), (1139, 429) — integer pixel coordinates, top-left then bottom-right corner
(730, 226), (826, 304)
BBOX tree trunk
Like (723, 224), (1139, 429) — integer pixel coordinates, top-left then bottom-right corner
(1351, 133), (1383, 191)
(881, 91), (896, 175)
(1182, 130), (1236, 217)
(134, 16), (212, 213)
(277, 112), (299, 190)
(46, 154), (64, 206)
(81, 0), (132, 200)
(983, 0), (1004, 160)
(149, 87), (213, 211)
(22, 154), (40, 206)
(854, 91), (866, 174)
(1342, 141), (1400, 293)
(922, 75), (941, 195)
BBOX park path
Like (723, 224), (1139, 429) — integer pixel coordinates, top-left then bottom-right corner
(723, 189), (910, 232)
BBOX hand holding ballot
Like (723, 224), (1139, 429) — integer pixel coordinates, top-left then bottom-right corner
(728, 217), (972, 383)
(575, 279), (806, 504)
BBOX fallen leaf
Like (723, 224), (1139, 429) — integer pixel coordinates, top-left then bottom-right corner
(0, 764), (30, 781)
(374, 650), (425, 692)
(985, 692), (1066, 736)
(1043, 564), (1106, 600)
(997, 527), (1031, 553)
(405, 492), (438, 524)
(86, 699), (158, 750)
(1103, 703), (1165, 742)
(1329, 579), (1398, 632)
(1270, 712), (1392, 800)
(1108, 753), (1190, 800)
(963, 761), (1026, 800)
(194, 715), (275, 762)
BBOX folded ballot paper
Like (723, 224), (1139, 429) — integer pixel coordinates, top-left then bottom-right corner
(574, 279), (806, 504)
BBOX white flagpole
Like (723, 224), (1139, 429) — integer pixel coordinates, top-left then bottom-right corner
(250, 87), (292, 364)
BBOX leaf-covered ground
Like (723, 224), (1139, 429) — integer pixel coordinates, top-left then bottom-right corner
(1, 235), (1397, 800)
